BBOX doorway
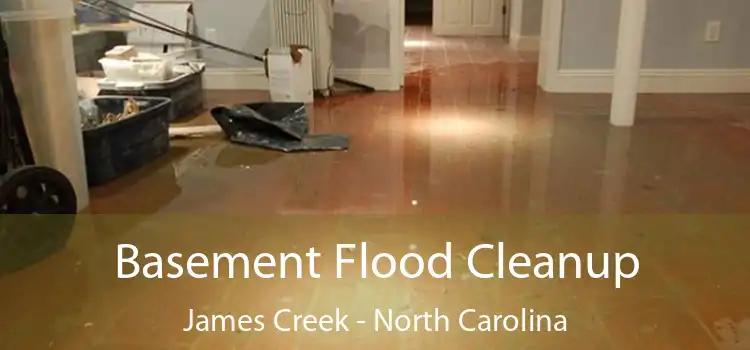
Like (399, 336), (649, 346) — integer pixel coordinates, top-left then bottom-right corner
(402, 0), (510, 34)
(389, 0), (512, 88)
(405, 0), (433, 25)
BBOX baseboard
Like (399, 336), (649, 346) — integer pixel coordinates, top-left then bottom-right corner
(335, 68), (397, 91)
(509, 34), (540, 51)
(542, 69), (750, 93)
(203, 67), (396, 91)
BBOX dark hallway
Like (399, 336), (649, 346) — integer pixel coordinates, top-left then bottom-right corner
(405, 0), (433, 25)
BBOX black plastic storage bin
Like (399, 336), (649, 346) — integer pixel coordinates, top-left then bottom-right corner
(97, 65), (205, 122)
(82, 96), (172, 186)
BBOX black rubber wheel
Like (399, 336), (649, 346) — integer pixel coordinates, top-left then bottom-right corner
(0, 166), (78, 276)
(0, 166), (77, 214)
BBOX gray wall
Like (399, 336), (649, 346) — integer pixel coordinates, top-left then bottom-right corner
(520, 0), (542, 36)
(115, 0), (390, 70)
(559, 0), (750, 69)
(191, 0), (269, 68)
(73, 32), (109, 73)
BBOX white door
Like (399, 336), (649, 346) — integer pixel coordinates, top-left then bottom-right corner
(433, 0), (506, 36)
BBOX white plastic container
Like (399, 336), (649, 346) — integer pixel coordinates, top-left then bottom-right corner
(99, 55), (174, 82)
(0, 0), (90, 211)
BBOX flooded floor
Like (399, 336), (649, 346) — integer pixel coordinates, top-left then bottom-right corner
(3, 26), (750, 349)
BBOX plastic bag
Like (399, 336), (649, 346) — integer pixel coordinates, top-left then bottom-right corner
(210, 102), (349, 152)
(78, 98), (99, 128)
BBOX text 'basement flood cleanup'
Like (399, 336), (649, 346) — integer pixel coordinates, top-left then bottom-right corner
(118, 242), (639, 288)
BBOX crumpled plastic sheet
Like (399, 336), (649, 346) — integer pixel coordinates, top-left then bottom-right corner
(210, 102), (349, 152)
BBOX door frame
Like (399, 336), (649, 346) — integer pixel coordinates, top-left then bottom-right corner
(389, 0), (510, 90)
(389, 0), (405, 90)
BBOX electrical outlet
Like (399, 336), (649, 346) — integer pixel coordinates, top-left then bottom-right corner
(205, 28), (217, 43)
(704, 21), (721, 42)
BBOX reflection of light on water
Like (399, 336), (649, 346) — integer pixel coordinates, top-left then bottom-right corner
(424, 117), (481, 136)
(173, 147), (211, 178)
(419, 113), (515, 139)
(404, 40), (429, 48)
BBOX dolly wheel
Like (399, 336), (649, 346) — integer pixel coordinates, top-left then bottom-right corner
(0, 166), (78, 276)
(0, 166), (77, 214)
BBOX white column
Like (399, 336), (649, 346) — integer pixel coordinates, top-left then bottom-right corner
(609, 0), (648, 127)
